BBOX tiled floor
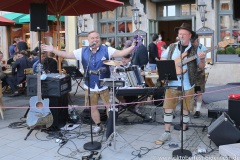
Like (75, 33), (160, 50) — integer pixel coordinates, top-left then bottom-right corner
(0, 83), (233, 160)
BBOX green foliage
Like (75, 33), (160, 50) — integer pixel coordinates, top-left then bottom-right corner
(235, 48), (240, 54)
(225, 46), (235, 54)
(216, 49), (225, 54)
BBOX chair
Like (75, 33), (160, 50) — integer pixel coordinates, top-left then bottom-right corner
(63, 66), (85, 96)
(20, 68), (33, 95)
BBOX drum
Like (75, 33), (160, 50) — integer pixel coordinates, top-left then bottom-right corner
(125, 65), (144, 87)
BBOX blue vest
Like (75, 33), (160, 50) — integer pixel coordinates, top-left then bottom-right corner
(82, 45), (111, 89)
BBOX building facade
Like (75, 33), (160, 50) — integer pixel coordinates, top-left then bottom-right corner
(0, 0), (239, 84)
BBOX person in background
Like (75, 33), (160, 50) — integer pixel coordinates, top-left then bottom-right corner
(33, 52), (46, 73)
(131, 35), (148, 70)
(7, 52), (19, 66)
(156, 34), (166, 58)
(148, 34), (160, 70)
(29, 50), (39, 65)
(16, 38), (28, 52)
(155, 23), (206, 144)
(9, 40), (17, 58)
(161, 44), (167, 52)
(191, 33), (207, 118)
(33, 52), (58, 73)
(0, 51), (9, 90)
(43, 52), (58, 73)
(6, 50), (32, 97)
(0, 51), (4, 64)
(41, 30), (135, 134)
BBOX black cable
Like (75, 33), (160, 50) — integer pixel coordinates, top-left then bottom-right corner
(130, 145), (163, 160)
(8, 120), (27, 129)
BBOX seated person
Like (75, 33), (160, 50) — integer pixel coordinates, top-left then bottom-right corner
(0, 63), (8, 90)
(116, 54), (143, 113)
(7, 52), (20, 66)
(33, 52), (58, 73)
(6, 50), (32, 96)
(29, 50), (39, 65)
(43, 52), (58, 73)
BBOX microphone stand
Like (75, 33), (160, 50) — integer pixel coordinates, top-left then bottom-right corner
(172, 41), (192, 158)
(83, 50), (101, 151)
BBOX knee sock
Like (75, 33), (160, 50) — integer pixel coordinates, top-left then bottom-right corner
(196, 102), (202, 111)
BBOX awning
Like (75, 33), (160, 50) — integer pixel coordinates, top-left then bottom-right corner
(0, 16), (15, 26)
(18, 15), (65, 23)
(3, 13), (25, 24)
(3, 13), (64, 24)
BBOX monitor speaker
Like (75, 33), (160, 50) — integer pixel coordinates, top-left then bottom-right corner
(208, 113), (240, 146)
(228, 99), (240, 127)
(233, 0), (240, 20)
(30, 3), (48, 32)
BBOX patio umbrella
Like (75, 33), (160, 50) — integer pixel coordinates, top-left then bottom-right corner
(3, 13), (64, 24)
(0, 16), (15, 26)
(0, 0), (124, 71)
(0, 0), (124, 16)
(18, 14), (65, 23)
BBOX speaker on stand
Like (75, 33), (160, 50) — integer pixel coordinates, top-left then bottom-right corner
(30, 3), (48, 32)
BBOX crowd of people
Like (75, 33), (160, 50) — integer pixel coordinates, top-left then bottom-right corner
(0, 39), (59, 97)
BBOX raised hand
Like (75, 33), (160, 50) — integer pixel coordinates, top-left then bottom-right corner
(132, 35), (142, 49)
(41, 44), (54, 52)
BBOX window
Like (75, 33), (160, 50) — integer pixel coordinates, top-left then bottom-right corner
(98, 3), (132, 48)
(220, 1), (230, 11)
(158, 3), (195, 18)
(218, 0), (239, 43)
(217, 0), (240, 62)
(181, 4), (190, 15)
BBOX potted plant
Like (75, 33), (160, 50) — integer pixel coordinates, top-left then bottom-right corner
(225, 46), (235, 54)
(235, 47), (240, 57)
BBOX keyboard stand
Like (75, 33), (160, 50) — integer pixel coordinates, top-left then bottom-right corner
(118, 94), (148, 119)
(72, 77), (85, 96)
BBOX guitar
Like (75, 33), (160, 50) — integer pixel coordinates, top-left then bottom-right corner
(26, 63), (53, 129)
(175, 39), (234, 75)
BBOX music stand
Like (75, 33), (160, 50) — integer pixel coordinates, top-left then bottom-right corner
(63, 66), (85, 95)
(156, 60), (177, 82)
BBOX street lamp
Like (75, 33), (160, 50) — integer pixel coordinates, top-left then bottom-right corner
(132, 5), (141, 30)
(198, 0), (207, 27)
(78, 16), (87, 32)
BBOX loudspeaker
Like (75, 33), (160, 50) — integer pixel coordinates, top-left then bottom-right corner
(30, 3), (48, 32)
(208, 108), (228, 119)
(233, 0), (240, 20)
(229, 99), (240, 127)
(44, 94), (69, 130)
(208, 113), (240, 146)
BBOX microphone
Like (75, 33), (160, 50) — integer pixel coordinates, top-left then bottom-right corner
(176, 37), (184, 44)
(89, 42), (96, 47)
